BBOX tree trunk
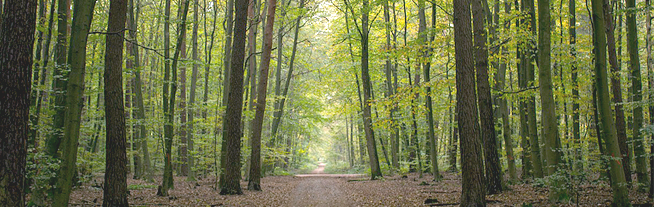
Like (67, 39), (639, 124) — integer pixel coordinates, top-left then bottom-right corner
(418, 0), (440, 180)
(590, 0), (630, 203)
(647, 0), (654, 197)
(360, 0), (382, 180)
(522, 0), (544, 178)
(102, 0), (129, 205)
(271, 0), (306, 140)
(219, 0), (235, 187)
(569, 0), (581, 172)
(161, 0), (191, 196)
(627, 0), (649, 188)
(0, 1), (37, 206)
(46, 0), (71, 162)
(187, 0), (200, 181)
(248, 0), (276, 191)
(383, 0), (399, 170)
(220, 0), (248, 195)
(497, 0), (516, 182)
(161, 0), (173, 194)
(53, 0), (96, 205)
(472, 0), (502, 193)
(603, 0), (632, 183)
(453, 0), (486, 203)
(537, 0), (564, 198)
(179, 25), (188, 177)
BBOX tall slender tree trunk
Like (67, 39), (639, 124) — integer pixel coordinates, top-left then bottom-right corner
(603, 0), (632, 183)
(0, 1), (38, 206)
(179, 30), (189, 177)
(525, 0), (543, 178)
(271, 0), (306, 140)
(161, 0), (173, 194)
(187, 0), (200, 181)
(497, 0), (516, 182)
(360, 0), (382, 179)
(161, 0), (191, 196)
(46, 0), (72, 161)
(647, 0), (654, 198)
(53, 0), (96, 205)
(248, 0), (277, 190)
(454, 0), (486, 202)
(627, 0), (649, 188)
(569, 0), (581, 172)
(103, 0), (129, 205)
(383, 0), (399, 170)
(472, 0), (501, 193)
(590, 0), (630, 203)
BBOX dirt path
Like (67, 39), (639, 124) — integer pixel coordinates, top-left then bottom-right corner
(286, 163), (362, 206)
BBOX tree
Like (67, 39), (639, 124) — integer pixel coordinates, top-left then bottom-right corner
(53, 0), (96, 205)
(360, 0), (382, 180)
(590, 0), (630, 203)
(0, 1), (38, 206)
(627, 0), (649, 188)
(602, 0), (631, 182)
(102, 0), (130, 205)
(453, 0), (486, 204)
(161, 0), (191, 196)
(471, 0), (501, 194)
(220, 0), (248, 195)
(248, 0), (277, 191)
(46, 0), (72, 162)
(418, 0), (441, 180)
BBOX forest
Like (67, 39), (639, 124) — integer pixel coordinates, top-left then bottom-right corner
(3, 0), (654, 205)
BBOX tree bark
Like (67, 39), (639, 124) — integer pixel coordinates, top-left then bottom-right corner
(102, 0), (129, 205)
(453, 0), (486, 203)
(361, 0), (382, 179)
(472, 0), (501, 193)
(590, 0), (630, 203)
(248, 0), (276, 191)
(0, 1), (37, 206)
(627, 0), (649, 188)
(602, 0), (631, 183)
(220, 0), (248, 195)
(53, 0), (96, 205)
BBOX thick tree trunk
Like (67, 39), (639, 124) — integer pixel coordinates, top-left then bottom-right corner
(248, 0), (276, 191)
(53, 0), (96, 205)
(219, 0), (235, 186)
(472, 0), (501, 194)
(220, 0), (248, 195)
(453, 0), (486, 203)
(102, 0), (129, 205)
(0, 1), (37, 206)
(590, 0), (630, 203)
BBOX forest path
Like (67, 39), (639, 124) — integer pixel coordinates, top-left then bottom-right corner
(287, 163), (364, 206)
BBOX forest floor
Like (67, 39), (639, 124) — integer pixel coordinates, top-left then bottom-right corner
(69, 165), (653, 206)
